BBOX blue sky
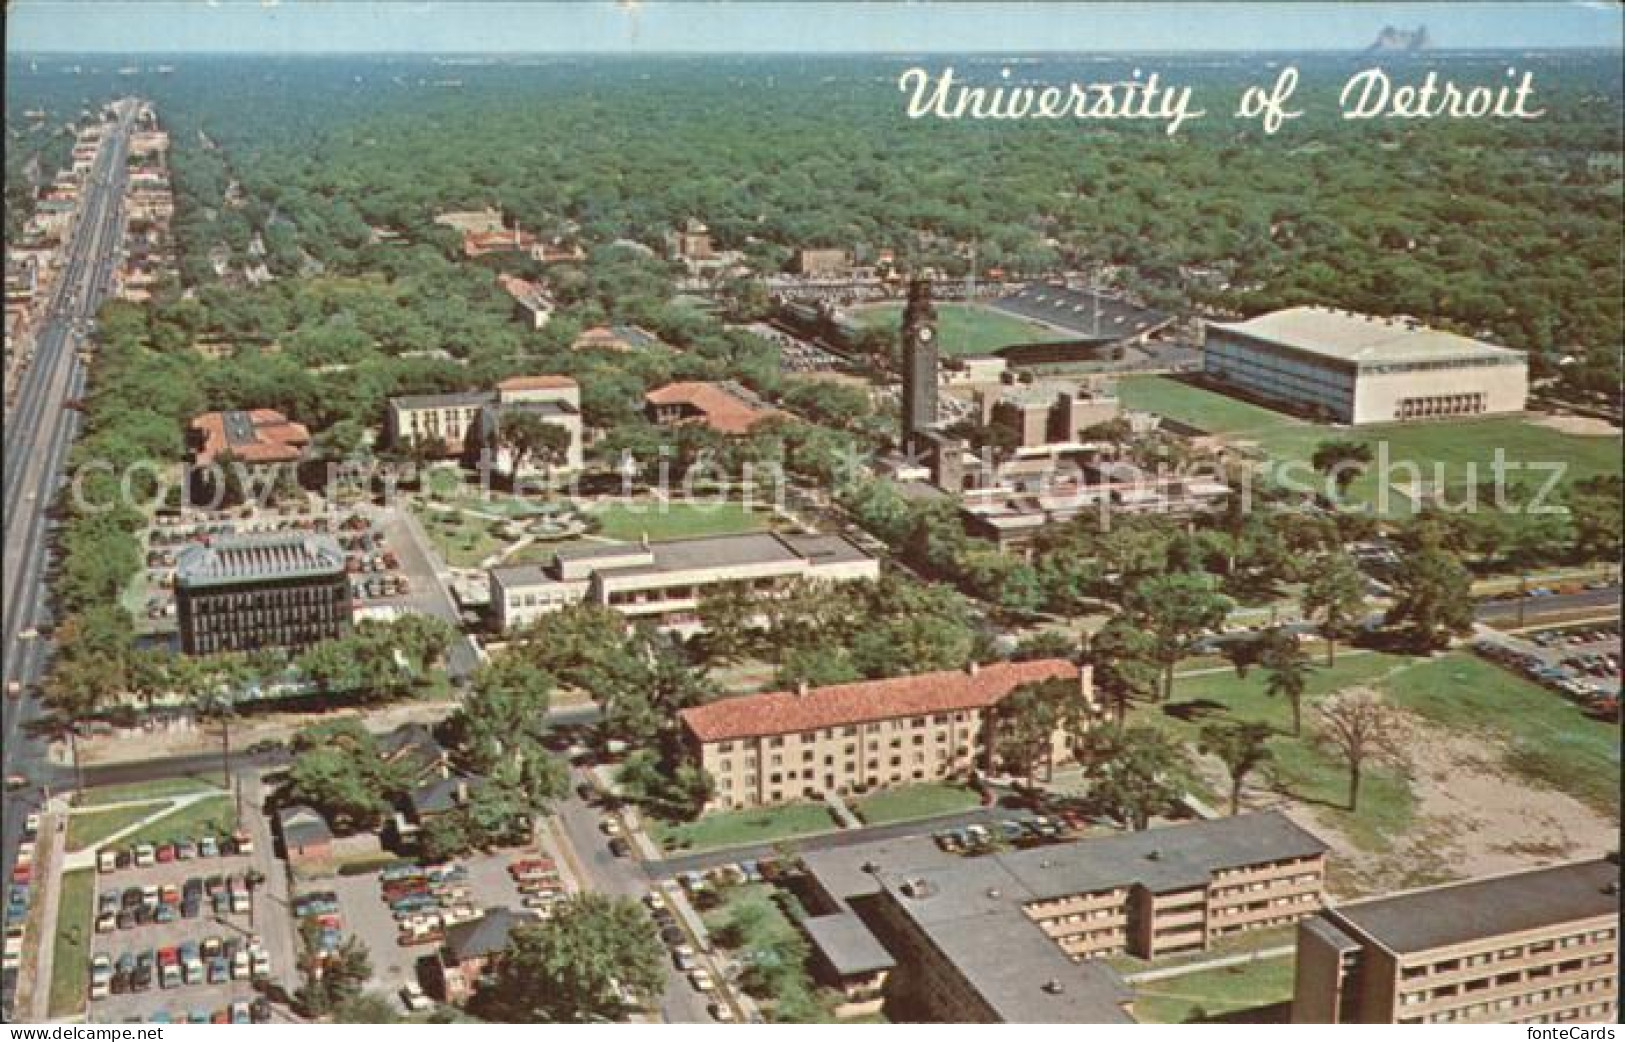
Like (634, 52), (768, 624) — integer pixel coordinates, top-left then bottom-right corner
(8, 1), (1622, 54)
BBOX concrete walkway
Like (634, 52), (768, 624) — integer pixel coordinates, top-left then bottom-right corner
(1124, 945), (1295, 984)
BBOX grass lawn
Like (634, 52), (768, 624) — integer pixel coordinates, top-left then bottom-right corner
(72, 775), (225, 808)
(1131, 956), (1296, 1024)
(65, 801), (174, 852)
(853, 782), (982, 825)
(1118, 375), (1621, 518)
(414, 504), (507, 567)
(47, 870), (95, 1018)
(1137, 650), (1419, 851)
(1383, 653), (1620, 818)
(701, 882), (830, 1022)
(119, 795), (239, 847)
(648, 802), (837, 854)
(852, 301), (1070, 357)
(590, 500), (773, 542)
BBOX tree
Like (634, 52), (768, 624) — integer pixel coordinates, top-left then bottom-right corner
(450, 657), (555, 774)
(332, 992), (404, 1024)
(1089, 614), (1160, 726)
(1220, 634), (1265, 679)
(1261, 627), (1312, 736)
(995, 677), (1083, 784)
(1081, 725), (1192, 830)
(1124, 572), (1231, 700)
(1301, 550), (1369, 666)
(1310, 439), (1374, 498)
(1198, 721), (1274, 815)
(1384, 542), (1474, 652)
(1314, 688), (1409, 811)
(488, 410), (572, 483)
(476, 893), (665, 1023)
(695, 581), (757, 664)
(285, 720), (408, 831)
(296, 930), (373, 1017)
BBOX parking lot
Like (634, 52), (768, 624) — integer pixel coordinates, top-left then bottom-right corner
(306, 847), (546, 1010)
(86, 851), (275, 1024)
(1474, 620), (1620, 720)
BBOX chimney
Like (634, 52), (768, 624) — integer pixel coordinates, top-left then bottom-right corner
(966, 661), (980, 677)
(1042, 980), (1065, 995)
(796, 681), (811, 698)
(455, 779), (470, 805)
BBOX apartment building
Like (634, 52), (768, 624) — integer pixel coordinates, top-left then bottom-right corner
(798, 812), (1329, 1023)
(1204, 306), (1528, 425)
(679, 659), (1089, 809)
(174, 533), (352, 655)
(489, 530), (879, 632)
(1293, 857), (1619, 1025)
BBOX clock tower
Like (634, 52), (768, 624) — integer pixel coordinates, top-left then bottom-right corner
(900, 276), (939, 449)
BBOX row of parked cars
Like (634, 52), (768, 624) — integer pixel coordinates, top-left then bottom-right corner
(97, 831), (253, 874)
(293, 890), (345, 959)
(935, 816), (1057, 853)
(383, 863), (480, 947)
(120, 999), (270, 1025)
(1, 814), (37, 1012)
(96, 873), (253, 933)
(1474, 637), (1619, 721)
(509, 857), (567, 920)
(643, 889), (732, 1022)
(89, 935), (270, 998)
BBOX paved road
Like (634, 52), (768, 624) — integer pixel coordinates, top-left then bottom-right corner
(649, 804), (1037, 879)
(550, 764), (714, 1024)
(2, 102), (137, 1017)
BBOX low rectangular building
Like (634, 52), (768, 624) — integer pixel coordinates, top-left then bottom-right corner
(800, 812), (1328, 1023)
(679, 658), (1088, 808)
(1204, 306), (1528, 425)
(489, 530), (878, 632)
(386, 375), (581, 473)
(175, 533), (352, 655)
(644, 380), (779, 435)
(1292, 857), (1619, 1025)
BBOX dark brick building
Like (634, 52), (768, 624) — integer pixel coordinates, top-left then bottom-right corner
(174, 533), (351, 655)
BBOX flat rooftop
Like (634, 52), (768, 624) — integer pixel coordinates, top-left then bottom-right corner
(803, 813), (1328, 1023)
(1328, 857), (1620, 955)
(1211, 306), (1526, 367)
(494, 531), (874, 586)
(175, 533), (346, 588)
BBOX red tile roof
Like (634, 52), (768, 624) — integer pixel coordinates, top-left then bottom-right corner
(680, 659), (1079, 743)
(645, 381), (777, 435)
(190, 408), (310, 466)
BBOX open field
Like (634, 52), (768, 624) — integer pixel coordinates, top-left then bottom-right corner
(413, 504), (507, 567)
(853, 782), (982, 825)
(1384, 654), (1619, 818)
(65, 801), (173, 853)
(647, 802), (838, 854)
(1137, 650), (1418, 852)
(852, 301), (1070, 357)
(1119, 375), (1621, 515)
(1131, 956), (1295, 1024)
(47, 871), (95, 1019)
(589, 500), (775, 542)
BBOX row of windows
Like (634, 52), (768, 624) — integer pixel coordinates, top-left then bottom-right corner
(186, 586), (346, 612)
(1210, 871), (1322, 898)
(1401, 958), (1616, 1006)
(188, 609), (346, 634)
(1394, 393), (1487, 419)
(1402, 977), (1615, 1022)
(1400, 929), (1616, 980)
(712, 714), (975, 753)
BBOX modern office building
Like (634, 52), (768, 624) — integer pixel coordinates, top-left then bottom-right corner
(1204, 306), (1528, 424)
(1292, 857), (1619, 1025)
(680, 658), (1090, 808)
(174, 533), (352, 655)
(798, 812), (1329, 1022)
(488, 530), (879, 632)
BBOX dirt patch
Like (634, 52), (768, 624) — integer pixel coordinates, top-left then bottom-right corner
(1280, 710), (1615, 898)
(1527, 413), (1622, 437)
